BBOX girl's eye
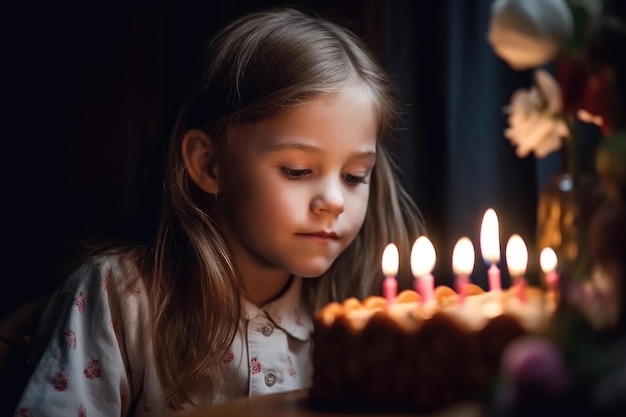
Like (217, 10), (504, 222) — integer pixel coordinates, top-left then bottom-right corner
(344, 174), (369, 185)
(280, 167), (311, 179)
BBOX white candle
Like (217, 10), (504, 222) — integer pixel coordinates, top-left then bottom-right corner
(506, 234), (528, 302)
(452, 237), (475, 302)
(411, 236), (436, 303)
(480, 208), (502, 291)
(540, 247), (559, 292)
(382, 243), (399, 304)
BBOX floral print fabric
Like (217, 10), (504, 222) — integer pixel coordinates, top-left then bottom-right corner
(14, 254), (313, 417)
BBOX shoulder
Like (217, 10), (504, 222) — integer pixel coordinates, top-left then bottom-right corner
(44, 250), (150, 328)
(33, 250), (151, 354)
(59, 251), (146, 297)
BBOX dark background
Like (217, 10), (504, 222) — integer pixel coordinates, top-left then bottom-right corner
(3, 0), (549, 319)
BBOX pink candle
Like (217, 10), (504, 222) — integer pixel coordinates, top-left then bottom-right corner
(545, 270), (559, 292)
(420, 274), (435, 303)
(487, 264), (501, 292)
(413, 274), (433, 302)
(452, 237), (475, 303)
(381, 243), (399, 305)
(411, 236), (437, 304)
(506, 235), (528, 303)
(514, 276), (527, 303)
(455, 274), (470, 301)
(383, 276), (397, 304)
(540, 247), (559, 293)
(480, 209), (502, 292)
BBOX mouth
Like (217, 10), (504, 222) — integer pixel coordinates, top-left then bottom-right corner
(296, 231), (340, 240)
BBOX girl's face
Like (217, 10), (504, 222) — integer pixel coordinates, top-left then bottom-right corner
(217, 89), (379, 279)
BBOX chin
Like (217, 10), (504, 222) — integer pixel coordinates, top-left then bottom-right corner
(291, 268), (330, 279)
(289, 259), (336, 279)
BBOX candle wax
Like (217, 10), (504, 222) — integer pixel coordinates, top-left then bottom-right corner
(545, 270), (559, 291)
(420, 274), (435, 303)
(383, 276), (397, 304)
(514, 276), (527, 303)
(455, 274), (469, 302)
(488, 264), (501, 292)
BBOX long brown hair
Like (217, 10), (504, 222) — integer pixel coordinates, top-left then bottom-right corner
(143, 7), (424, 403)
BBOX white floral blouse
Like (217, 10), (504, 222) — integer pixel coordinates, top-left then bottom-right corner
(14, 254), (314, 417)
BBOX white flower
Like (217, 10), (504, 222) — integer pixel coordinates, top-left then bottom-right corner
(504, 69), (569, 158)
(488, 0), (573, 70)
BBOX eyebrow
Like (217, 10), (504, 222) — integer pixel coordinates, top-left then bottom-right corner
(264, 140), (377, 161)
(264, 141), (321, 153)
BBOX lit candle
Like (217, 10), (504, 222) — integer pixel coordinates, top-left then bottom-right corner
(382, 243), (399, 304)
(505, 234), (528, 302)
(452, 237), (475, 302)
(480, 208), (502, 292)
(540, 247), (559, 292)
(411, 236), (436, 303)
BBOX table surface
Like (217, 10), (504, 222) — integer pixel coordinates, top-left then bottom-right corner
(181, 389), (484, 417)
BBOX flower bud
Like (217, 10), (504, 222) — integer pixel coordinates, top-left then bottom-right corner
(488, 0), (573, 70)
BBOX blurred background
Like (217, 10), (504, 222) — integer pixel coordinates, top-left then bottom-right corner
(3, 0), (550, 319)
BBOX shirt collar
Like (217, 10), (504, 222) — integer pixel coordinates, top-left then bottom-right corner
(241, 276), (313, 341)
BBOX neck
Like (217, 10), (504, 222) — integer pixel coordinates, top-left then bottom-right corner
(238, 260), (293, 306)
(213, 209), (293, 305)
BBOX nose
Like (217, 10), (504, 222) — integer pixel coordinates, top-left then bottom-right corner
(311, 178), (345, 215)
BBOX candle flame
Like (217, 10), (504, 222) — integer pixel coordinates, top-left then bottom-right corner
(540, 247), (558, 273)
(505, 234), (528, 277)
(452, 237), (475, 275)
(382, 243), (399, 276)
(480, 208), (500, 263)
(411, 236), (436, 277)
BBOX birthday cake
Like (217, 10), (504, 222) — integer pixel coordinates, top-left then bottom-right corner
(309, 284), (557, 413)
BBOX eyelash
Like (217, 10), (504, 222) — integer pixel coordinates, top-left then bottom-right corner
(280, 167), (369, 185)
(280, 167), (311, 179)
(344, 174), (369, 185)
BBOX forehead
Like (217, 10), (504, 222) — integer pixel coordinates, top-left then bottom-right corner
(231, 90), (380, 153)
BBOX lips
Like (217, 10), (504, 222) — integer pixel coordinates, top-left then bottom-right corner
(297, 231), (339, 239)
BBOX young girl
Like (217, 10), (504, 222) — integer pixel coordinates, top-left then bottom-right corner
(15, 7), (424, 416)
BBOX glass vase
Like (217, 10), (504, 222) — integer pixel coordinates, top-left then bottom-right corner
(536, 173), (603, 281)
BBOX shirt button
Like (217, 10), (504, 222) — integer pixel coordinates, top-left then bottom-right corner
(261, 323), (274, 337)
(264, 371), (276, 387)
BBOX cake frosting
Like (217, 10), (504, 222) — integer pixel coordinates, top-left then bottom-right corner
(310, 284), (556, 413)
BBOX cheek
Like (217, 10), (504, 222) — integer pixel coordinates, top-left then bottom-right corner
(219, 153), (262, 200)
(253, 188), (299, 219)
(224, 168), (295, 222)
(344, 189), (371, 230)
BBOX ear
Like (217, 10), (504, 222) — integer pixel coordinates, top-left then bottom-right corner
(181, 129), (220, 194)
